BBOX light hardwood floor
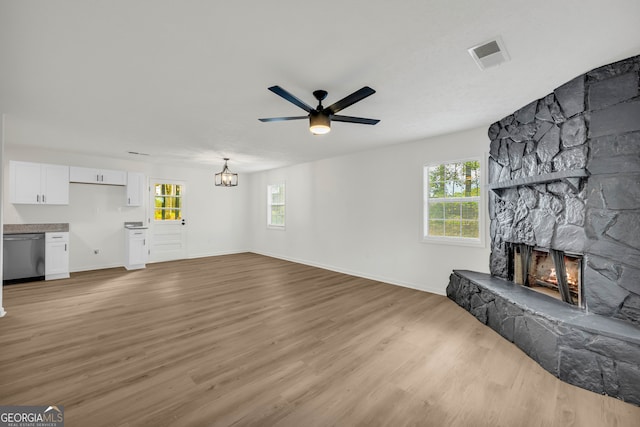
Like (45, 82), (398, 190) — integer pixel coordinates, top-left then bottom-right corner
(1, 253), (638, 426)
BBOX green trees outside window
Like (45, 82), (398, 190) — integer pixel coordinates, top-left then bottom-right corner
(154, 183), (183, 220)
(425, 160), (481, 240)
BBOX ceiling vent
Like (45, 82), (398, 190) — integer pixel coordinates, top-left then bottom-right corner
(468, 36), (510, 70)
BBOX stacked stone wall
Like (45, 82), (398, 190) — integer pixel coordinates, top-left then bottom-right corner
(488, 55), (640, 325)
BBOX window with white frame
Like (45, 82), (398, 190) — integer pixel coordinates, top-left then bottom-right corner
(267, 183), (285, 228)
(424, 159), (482, 243)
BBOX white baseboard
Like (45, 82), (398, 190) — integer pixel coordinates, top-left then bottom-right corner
(69, 250), (249, 272)
(188, 249), (250, 260)
(70, 262), (124, 273)
(250, 250), (445, 296)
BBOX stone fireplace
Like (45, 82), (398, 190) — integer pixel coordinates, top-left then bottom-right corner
(447, 54), (640, 406)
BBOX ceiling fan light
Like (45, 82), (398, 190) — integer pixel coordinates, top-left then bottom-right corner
(215, 158), (238, 187)
(309, 113), (331, 135)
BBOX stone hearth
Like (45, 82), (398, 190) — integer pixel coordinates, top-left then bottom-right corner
(448, 54), (640, 406)
(447, 270), (640, 406)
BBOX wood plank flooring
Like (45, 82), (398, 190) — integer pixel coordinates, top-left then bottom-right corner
(1, 253), (638, 426)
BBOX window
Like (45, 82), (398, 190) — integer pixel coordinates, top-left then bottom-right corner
(154, 183), (183, 220)
(424, 159), (482, 244)
(267, 183), (285, 228)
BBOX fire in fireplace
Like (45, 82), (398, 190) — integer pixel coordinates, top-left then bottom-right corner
(511, 245), (582, 307)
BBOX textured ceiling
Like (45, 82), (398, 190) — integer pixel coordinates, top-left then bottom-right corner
(1, 0), (640, 172)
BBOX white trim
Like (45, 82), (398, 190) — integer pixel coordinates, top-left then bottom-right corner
(71, 262), (123, 273)
(187, 249), (250, 260)
(45, 272), (71, 280)
(422, 235), (484, 248)
(250, 250), (446, 296)
(69, 250), (251, 271)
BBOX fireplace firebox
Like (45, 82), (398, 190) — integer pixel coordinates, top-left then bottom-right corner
(510, 244), (583, 307)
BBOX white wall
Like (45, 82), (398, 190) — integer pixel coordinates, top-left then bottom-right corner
(248, 126), (492, 295)
(3, 124), (491, 297)
(3, 145), (250, 272)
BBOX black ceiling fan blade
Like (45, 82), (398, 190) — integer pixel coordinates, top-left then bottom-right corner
(268, 86), (314, 113)
(326, 86), (376, 114)
(258, 116), (308, 122)
(331, 115), (380, 125)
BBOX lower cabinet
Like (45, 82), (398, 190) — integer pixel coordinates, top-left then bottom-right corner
(45, 232), (70, 280)
(125, 228), (148, 270)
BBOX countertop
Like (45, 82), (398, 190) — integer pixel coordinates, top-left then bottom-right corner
(124, 221), (147, 230)
(3, 223), (69, 234)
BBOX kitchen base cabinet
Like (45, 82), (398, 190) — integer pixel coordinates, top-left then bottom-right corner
(125, 228), (148, 270)
(45, 232), (70, 280)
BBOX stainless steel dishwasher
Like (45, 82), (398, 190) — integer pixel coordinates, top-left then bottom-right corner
(3, 233), (46, 284)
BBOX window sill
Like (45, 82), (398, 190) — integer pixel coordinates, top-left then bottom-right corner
(422, 236), (484, 248)
(267, 225), (286, 231)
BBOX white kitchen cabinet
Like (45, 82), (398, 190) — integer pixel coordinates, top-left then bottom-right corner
(70, 166), (126, 186)
(125, 228), (148, 270)
(126, 172), (145, 206)
(10, 161), (69, 205)
(45, 232), (70, 280)
(101, 168), (127, 185)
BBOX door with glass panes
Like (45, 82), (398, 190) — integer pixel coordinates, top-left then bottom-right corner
(148, 180), (187, 262)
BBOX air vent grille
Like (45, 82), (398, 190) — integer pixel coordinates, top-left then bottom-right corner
(468, 37), (510, 70)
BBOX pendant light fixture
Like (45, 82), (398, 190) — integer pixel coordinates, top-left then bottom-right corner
(215, 158), (238, 187)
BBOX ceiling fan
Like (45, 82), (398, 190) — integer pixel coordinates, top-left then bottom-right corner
(259, 86), (380, 135)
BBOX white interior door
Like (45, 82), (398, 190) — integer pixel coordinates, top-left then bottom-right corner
(148, 180), (187, 262)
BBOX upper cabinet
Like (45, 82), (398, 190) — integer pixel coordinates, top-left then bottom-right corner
(126, 172), (145, 206)
(10, 161), (144, 207)
(70, 166), (126, 186)
(10, 161), (69, 205)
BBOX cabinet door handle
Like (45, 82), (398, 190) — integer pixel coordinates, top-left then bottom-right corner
(96, 174), (100, 182)
(64, 244), (67, 251)
(143, 239), (146, 246)
(37, 194), (40, 203)
(42, 194), (46, 203)
(52, 236), (63, 239)
(128, 197), (131, 204)
(101, 174), (104, 182)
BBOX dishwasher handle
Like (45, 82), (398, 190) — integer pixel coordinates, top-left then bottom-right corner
(4, 235), (45, 241)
